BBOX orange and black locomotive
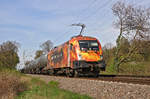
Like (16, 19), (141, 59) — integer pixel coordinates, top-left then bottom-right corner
(44, 35), (106, 77)
(21, 24), (106, 77)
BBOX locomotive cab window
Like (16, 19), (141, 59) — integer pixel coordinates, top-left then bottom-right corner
(79, 40), (99, 51)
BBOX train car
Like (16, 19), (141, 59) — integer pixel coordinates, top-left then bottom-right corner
(45, 35), (106, 77)
(21, 54), (47, 74)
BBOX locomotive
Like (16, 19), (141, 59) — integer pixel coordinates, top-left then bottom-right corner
(21, 24), (106, 77)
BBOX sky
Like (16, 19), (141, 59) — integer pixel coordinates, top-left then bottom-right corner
(0, 0), (150, 68)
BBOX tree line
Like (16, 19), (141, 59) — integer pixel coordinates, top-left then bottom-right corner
(0, 40), (53, 69)
(0, 1), (150, 73)
(103, 1), (150, 72)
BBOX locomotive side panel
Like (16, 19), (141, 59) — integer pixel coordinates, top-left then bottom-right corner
(47, 42), (69, 69)
(69, 40), (79, 68)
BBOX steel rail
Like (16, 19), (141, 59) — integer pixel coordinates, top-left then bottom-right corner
(27, 74), (150, 85)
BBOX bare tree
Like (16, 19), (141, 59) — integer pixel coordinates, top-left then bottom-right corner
(0, 41), (19, 53)
(34, 50), (43, 59)
(103, 43), (115, 63)
(103, 43), (113, 50)
(112, 1), (150, 72)
(40, 40), (53, 53)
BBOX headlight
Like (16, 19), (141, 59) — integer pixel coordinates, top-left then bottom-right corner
(100, 55), (103, 60)
(78, 54), (82, 60)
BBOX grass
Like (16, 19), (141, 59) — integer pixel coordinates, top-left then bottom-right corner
(0, 67), (91, 99)
(101, 60), (150, 76)
(17, 78), (91, 99)
(119, 61), (150, 76)
(0, 67), (28, 99)
(101, 58), (118, 75)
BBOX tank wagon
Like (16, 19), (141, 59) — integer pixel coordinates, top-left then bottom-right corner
(21, 35), (106, 77)
(21, 54), (47, 74)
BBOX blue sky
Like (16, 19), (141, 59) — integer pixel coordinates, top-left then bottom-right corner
(0, 0), (150, 67)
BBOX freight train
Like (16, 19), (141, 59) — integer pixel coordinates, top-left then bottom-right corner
(21, 35), (106, 77)
(21, 24), (106, 77)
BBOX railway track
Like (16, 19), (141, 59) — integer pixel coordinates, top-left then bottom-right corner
(29, 74), (150, 85)
(65, 75), (150, 85)
(90, 74), (150, 85)
(28, 74), (150, 99)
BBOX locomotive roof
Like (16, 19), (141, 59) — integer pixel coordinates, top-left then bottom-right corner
(50, 35), (98, 53)
(71, 35), (97, 40)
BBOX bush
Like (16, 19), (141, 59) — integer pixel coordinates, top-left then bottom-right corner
(119, 62), (150, 75)
(0, 41), (20, 69)
(0, 69), (27, 99)
(17, 78), (91, 99)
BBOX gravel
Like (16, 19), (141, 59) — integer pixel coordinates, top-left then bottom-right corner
(29, 75), (150, 99)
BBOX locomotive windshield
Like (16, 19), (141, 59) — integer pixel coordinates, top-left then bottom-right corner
(78, 40), (99, 51)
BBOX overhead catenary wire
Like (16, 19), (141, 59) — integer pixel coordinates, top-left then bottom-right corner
(69, 0), (113, 34)
(52, 0), (96, 45)
(89, 0), (114, 27)
(87, 0), (147, 46)
(83, 0), (116, 36)
(54, 0), (149, 46)
(70, 0), (115, 36)
(79, 0), (113, 22)
(53, 29), (72, 45)
(71, 23), (86, 35)
(74, 0), (98, 22)
(52, 0), (114, 45)
(90, 0), (145, 33)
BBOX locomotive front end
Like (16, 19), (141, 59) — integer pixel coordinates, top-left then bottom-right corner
(70, 36), (106, 76)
